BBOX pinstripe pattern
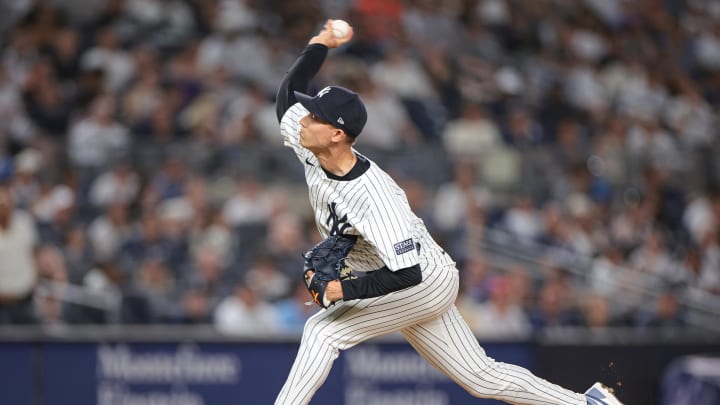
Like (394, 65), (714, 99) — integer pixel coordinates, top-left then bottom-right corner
(276, 262), (457, 404)
(280, 103), (453, 273)
(402, 308), (586, 405)
(275, 104), (588, 405)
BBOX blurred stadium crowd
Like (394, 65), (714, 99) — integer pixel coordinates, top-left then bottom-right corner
(0, 0), (719, 337)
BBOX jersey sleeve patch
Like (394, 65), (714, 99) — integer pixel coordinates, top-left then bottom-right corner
(393, 239), (415, 255)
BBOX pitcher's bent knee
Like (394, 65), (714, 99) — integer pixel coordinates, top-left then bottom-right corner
(301, 313), (338, 346)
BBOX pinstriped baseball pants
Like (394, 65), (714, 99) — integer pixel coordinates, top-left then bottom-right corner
(275, 262), (587, 405)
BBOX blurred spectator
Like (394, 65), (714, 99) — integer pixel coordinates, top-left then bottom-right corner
(634, 289), (687, 330)
(222, 176), (273, 227)
(155, 198), (192, 270)
(32, 244), (69, 323)
(562, 60), (608, 117)
(180, 245), (233, 309)
(190, 206), (235, 269)
(62, 225), (95, 285)
(528, 277), (584, 331)
(433, 161), (490, 235)
(589, 245), (626, 297)
(184, 176), (209, 229)
(370, 46), (435, 101)
(46, 26), (81, 85)
(33, 293), (63, 326)
(581, 294), (614, 331)
(552, 119), (592, 173)
(3, 26), (39, 87)
(195, 5), (284, 94)
(0, 184), (37, 324)
(628, 228), (685, 286)
(505, 268), (532, 311)
(80, 27), (136, 92)
(441, 102), (500, 162)
(626, 116), (680, 172)
(449, 199), (490, 265)
(683, 188), (719, 245)
(588, 117), (629, 189)
(460, 274), (532, 339)
(243, 255), (292, 303)
(21, 61), (73, 138)
(88, 162), (140, 208)
(134, 103), (184, 174)
(345, 65), (419, 151)
(0, 65), (34, 145)
(352, 0), (404, 45)
(183, 118), (224, 175)
(122, 257), (180, 324)
(265, 209), (307, 276)
(220, 83), (269, 145)
(121, 52), (164, 130)
(87, 202), (131, 263)
(180, 288), (212, 324)
(664, 80), (716, 149)
(370, 45), (444, 139)
(458, 255), (493, 303)
(500, 105), (544, 148)
(9, 148), (42, 210)
(32, 181), (75, 244)
(537, 202), (577, 253)
(610, 196), (655, 253)
(502, 194), (543, 243)
(697, 228), (720, 294)
(274, 280), (318, 335)
(78, 261), (123, 323)
(119, 213), (171, 274)
(34, 244), (68, 284)
(402, 0), (461, 50)
(214, 282), (280, 335)
(121, 0), (196, 51)
(144, 157), (188, 204)
(67, 95), (130, 176)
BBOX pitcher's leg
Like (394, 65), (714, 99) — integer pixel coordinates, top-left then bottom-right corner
(275, 310), (341, 405)
(402, 306), (587, 405)
(276, 264), (458, 404)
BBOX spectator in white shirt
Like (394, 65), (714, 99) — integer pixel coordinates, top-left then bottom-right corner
(80, 27), (135, 92)
(88, 162), (140, 208)
(214, 282), (280, 335)
(0, 184), (38, 324)
(67, 95), (130, 174)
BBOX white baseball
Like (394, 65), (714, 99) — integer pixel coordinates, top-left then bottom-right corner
(331, 20), (350, 38)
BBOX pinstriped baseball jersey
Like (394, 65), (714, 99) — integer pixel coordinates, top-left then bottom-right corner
(280, 102), (454, 273)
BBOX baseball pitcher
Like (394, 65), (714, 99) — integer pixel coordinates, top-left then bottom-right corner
(273, 19), (623, 405)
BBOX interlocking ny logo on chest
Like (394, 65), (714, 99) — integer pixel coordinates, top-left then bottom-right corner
(326, 202), (351, 236)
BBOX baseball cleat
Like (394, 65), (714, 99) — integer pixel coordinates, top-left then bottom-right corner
(585, 382), (624, 405)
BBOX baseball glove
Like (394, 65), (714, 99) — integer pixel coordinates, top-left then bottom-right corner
(303, 234), (357, 308)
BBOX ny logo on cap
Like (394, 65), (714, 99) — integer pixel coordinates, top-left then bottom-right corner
(317, 87), (331, 98)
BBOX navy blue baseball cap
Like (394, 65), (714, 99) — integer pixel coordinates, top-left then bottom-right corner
(294, 86), (367, 137)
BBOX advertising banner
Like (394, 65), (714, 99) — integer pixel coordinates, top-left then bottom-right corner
(0, 343), (35, 405)
(4, 340), (532, 405)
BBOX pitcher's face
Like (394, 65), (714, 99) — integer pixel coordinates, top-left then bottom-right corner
(299, 113), (337, 151)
